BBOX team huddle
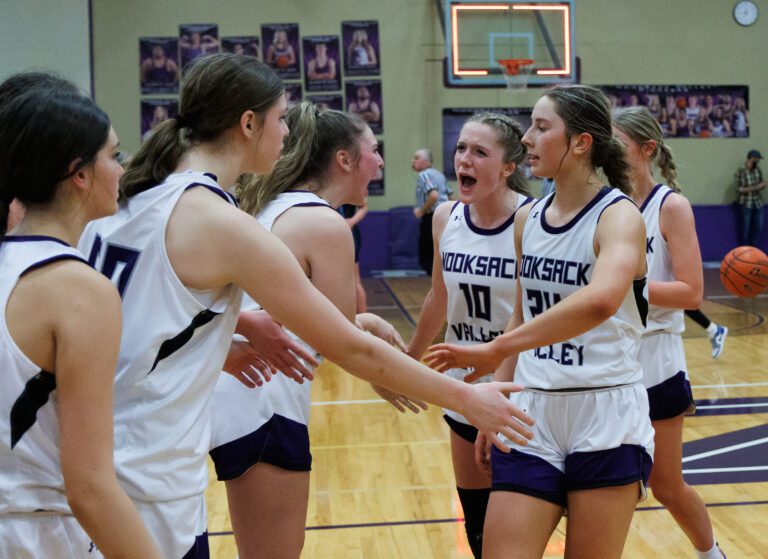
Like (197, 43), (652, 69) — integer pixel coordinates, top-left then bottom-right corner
(0, 53), (725, 559)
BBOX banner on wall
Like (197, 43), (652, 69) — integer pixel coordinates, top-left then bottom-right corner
(341, 21), (380, 77)
(601, 85), (750, 138)
(179, 24), (219, 70)
(306, 94), (343, 111)
(284, 82), (303, 108)
(221, 36), (261, 60)
(442, 108), (533, 180)
(368, 141), (384, 196)
(262, 23), (301, 80)
(141, 98), (178, 142)
(346, 80), (382, 134)
(139, 37), (179, 94)
(303, 35), (341, 92)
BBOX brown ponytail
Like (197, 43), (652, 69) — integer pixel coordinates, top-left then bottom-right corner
(613, 105), (681, 192)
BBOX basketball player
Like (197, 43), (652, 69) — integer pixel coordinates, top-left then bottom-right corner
(407, 113), (533, 558)
(0, 82), (160, 557)
(211, 102), (418, 559)
(614, 106), (726, 559)
(79, 54), (534, 557)
(266, 30), (296, 69)
(427, 85), (654, 559)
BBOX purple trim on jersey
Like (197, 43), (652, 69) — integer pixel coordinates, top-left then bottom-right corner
(450, 200), (461, 214)
(184, 182), (236, 206)
(443, 414), (478, 444)
(209, 414), (311, 481)
(463, 195), (533, 237)
(566, 444), (652, 492)
(292, 202), (331, 208)
(596, 193), (632, 224)
(149, 309), (219, 374)
(646, 370), (695, 421)
(491, 444), (651, 507)
(638, 184), (664, 214)
(181, 532), (210, 559)
(491, 446), (567, 506)
(203, 172), (218, 182)
(21, 254), (88, 277)
(223, 191), (238, 206)
(1, 235), (71, 247)
(10, 371), (56, 448)
(540, 186), (613, 235)
(658, 188), (674, 211)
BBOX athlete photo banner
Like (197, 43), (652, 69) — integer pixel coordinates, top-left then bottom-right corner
(262, 23), (301, 80)
(221, 36), (261, 60)
(306, 94), (343, 112)
(342, 20), (380, 77)
(303, 35), (341, 93)
(601, 85), (750, 138)
(284, 82), (303, 108)
(141, 98), (178, 142)
(368, 141), (384, 196)
(345, 79), (382, 134)
(179, 24), (219, 71)
(139, 37), (179, 94)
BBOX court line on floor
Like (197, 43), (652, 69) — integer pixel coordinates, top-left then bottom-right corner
(377, 278), (416, 326)
(682, 436), (768, 463)
(206, 499), (768, 537)
(697, 402), (768, 410)
(695, 381), (768, 389)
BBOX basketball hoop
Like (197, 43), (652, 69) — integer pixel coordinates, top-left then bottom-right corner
(497, 59), (535, 92)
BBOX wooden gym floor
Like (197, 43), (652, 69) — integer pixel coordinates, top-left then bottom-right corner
(207, 268), (767, 558)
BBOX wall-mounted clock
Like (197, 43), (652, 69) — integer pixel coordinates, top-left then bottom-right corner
(734, 1), (759, 26)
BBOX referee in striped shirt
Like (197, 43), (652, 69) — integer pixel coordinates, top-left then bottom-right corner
(412, 149), (452, 274)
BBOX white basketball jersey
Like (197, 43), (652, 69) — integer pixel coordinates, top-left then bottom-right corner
(79, 171), (243, 501)
(0, 237), (87, 514)
(640, 184), (684, 334)
(217, 190), (327, 440)
(440, 194), (532, 422)
(516, 189), (647, 389)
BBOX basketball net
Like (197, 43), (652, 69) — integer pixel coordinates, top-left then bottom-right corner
(497, 59), (534, 92)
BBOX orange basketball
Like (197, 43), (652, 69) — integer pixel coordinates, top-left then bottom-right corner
(719, 246), (768, 297)
(275, 55), (290, 68)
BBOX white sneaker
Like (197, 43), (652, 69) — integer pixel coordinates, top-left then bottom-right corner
(710, 325), (728, 359)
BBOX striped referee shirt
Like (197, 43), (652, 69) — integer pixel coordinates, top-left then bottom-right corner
(415, 168), (452, 214)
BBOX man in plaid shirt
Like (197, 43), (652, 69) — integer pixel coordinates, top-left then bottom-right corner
(736, 149), (766, 246)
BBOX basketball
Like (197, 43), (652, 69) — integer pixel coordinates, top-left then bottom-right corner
(275, 55), (290, 68)
(719, 246), (768, 297)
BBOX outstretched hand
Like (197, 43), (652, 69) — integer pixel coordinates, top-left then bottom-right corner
(371, 384), (428, 414)
(237, 310), (319, 383)
(356, 312), (408, 351)
(461, 382), (534, 453)
(424, 341), (503, 377)
(222, 339), (272, 388)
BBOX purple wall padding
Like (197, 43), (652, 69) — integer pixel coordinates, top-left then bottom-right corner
(358, 211), (391, 275)
(692, 205), (767, 261)
(387, 206), (421, 270)
(358, 205), (767, 276)
(358, 207), (420, 276)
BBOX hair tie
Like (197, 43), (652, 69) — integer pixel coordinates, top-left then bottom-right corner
(176, 113), (190, 130)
